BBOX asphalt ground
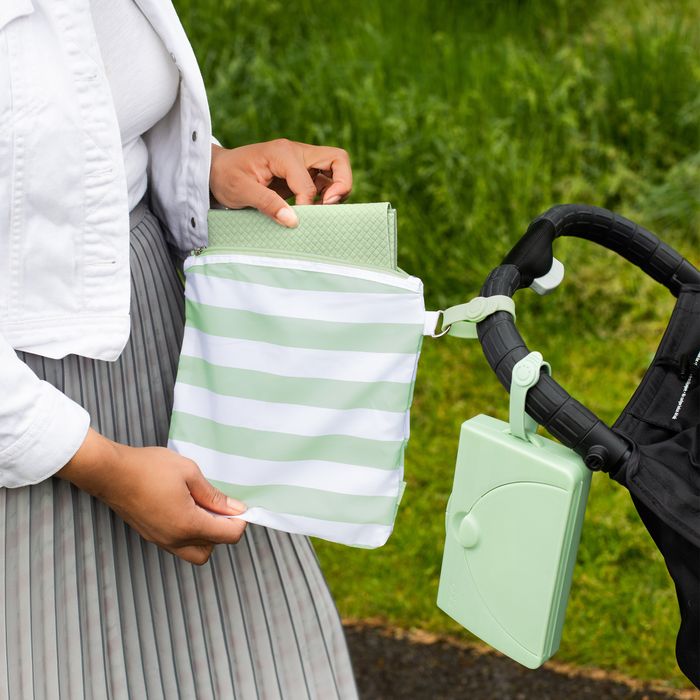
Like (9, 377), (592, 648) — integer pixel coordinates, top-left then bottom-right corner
(343, 621), (700, 700)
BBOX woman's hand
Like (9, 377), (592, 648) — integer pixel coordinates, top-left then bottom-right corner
(56, 428), (247, 565)
(209, 139), (353, 227)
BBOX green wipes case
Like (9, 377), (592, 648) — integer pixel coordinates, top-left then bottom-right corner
(437, 352), (591, 668)
(168, 203), (434, 549)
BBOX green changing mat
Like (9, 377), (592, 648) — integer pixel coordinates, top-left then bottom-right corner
(206, 202), (398, 270)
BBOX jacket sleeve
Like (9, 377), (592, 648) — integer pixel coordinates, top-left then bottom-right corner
(209, 134), (229, 209)
(0, 335), (90, 488)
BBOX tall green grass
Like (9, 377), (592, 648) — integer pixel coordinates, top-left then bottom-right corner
(176, 0), (700, 685)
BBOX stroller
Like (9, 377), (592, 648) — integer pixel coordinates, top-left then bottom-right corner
(452, 204), (699, 687)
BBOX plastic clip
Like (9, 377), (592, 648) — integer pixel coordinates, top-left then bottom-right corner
(509, 351), (551, 441)
(435, 295), (516, 339)
(530, 257), (565, 295)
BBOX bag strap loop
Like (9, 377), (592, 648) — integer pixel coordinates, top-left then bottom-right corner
(424, 295), (516, 339)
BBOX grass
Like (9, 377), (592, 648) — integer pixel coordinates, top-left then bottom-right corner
(175, 0), (700, 686)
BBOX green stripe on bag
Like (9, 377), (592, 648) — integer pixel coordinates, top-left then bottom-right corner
(176, 355), (412, 412)
(170, 411), (404, 469)
(188, 263), (413, 295)
(185, 300), (423, 354)
(209, 480), (398, 526)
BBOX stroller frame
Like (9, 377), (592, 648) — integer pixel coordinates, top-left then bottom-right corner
(473, 204), (700, 686)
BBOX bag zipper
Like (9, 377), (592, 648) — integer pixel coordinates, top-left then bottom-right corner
(188, 246), (410, 278)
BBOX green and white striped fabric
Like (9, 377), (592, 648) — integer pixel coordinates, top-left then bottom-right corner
(168, 207), (433, 548)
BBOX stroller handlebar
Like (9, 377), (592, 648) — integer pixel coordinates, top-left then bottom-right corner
(502, 204), (700, 295)
(479, 265), (631, 473)
(477, 205), (700, 473)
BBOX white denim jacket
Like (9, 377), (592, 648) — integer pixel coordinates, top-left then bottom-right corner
(0, 0), (214, 486)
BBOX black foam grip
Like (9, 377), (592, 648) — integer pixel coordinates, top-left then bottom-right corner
(503, 204), (700, 294)
(477, 311), (630, 470)
(478, 263), (631, 471)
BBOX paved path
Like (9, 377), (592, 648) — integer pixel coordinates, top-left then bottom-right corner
(343, 621), (700, 700)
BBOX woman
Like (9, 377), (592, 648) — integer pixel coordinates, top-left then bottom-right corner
(0, 1), (358, 697)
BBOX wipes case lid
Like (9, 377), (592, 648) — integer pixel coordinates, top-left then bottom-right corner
(437, 353), (591, 668)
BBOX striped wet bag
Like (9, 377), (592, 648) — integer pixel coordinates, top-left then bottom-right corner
(168, 203), (434, 548)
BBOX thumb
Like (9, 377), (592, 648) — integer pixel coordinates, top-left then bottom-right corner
(239, 178), (299, 228)
(186, 468), (247, 516)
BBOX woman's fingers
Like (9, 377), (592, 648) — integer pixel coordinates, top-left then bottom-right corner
(268, 176), (294, 200)
(209, 144), (298, 227)
(183, 461), (248, 546)
(208, 139), (353, 226)
(170, 543), (214, 566)
(265, 140), (318, 205)
(186, 465), (247, 516)
(313, 172), (334, 201)
(301, 145), (353, 204)
(272, 172), (334, 203)
(190, 510), (248, 545)
(235, 177), (299, 227)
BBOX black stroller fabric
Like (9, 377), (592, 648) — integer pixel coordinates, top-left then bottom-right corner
(611, 284), (700, 687)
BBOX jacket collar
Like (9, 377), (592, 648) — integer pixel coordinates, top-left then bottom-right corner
(0, 0), (34, 32)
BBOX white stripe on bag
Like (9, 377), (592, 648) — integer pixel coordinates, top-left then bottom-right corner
(180, 331), (419, 385)
(186, 274), (425, 325)
(169, 439), (401, 497)
(230, 507), (394, 548)
(174, 383), (409, 442)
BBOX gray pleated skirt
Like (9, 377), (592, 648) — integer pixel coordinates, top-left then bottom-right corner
(7, 199), (358, 700)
